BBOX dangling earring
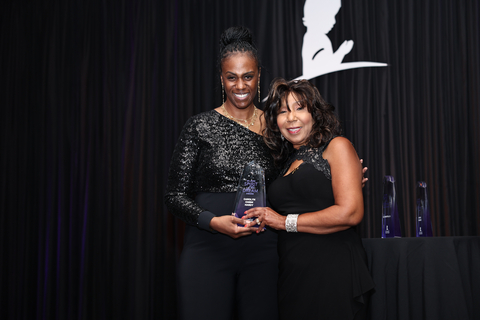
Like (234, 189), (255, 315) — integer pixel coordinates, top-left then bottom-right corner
(222, 81), (225, 106)
(258, 78), (261, 103)
(281, 134), (285, 141)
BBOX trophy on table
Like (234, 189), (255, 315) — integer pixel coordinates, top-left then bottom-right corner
(416, 181), (433, 237)
(233, 161), (266, 227)
(382, 175), (402, 238)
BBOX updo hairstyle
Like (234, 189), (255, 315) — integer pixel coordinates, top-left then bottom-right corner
(218, 26), (260, 71)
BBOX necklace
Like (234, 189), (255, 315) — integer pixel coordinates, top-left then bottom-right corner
(221, 103), (258, 129)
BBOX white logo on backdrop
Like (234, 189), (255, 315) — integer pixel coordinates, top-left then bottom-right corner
(295, 0), (387, 80)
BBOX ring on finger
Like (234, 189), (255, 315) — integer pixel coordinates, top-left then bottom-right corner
(256, 218), (261, 225)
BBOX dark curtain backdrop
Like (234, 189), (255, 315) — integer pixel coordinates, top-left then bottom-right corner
(1, 0), (479, 319)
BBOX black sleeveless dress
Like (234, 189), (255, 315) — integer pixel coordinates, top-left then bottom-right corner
(268, 141), (375, 320)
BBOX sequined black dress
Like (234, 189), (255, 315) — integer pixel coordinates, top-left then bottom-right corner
(165, 110), (279, 320)
(268, 141), (375, 320)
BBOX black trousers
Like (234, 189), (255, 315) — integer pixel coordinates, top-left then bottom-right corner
(178, 193), (279, 320)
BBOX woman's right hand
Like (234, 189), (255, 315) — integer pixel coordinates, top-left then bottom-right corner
(209, 215), (257, 239)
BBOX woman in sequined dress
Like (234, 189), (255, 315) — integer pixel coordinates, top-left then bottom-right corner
(243, 79), (375, 320)
(165, 26), (279, 320)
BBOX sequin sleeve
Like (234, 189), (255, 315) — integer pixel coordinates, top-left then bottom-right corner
(164, 117), (208, 226)
(165, 110), (279, 227)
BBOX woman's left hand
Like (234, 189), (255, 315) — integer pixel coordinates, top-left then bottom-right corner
(360, 159), (368, 188)
(243, 207), (286, 232)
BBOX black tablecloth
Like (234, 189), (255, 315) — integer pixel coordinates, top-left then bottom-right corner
(362, 237), (480, 320)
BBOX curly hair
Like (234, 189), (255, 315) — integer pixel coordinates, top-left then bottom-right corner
(263, 78), (342, 166)
(217, 26), (260, 72)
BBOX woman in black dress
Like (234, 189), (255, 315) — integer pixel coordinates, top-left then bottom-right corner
(244, 78), (375, 320)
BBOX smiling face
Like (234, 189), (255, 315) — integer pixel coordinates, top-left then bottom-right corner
(277, 93), (314, 149)
(221, 52), (259, 111)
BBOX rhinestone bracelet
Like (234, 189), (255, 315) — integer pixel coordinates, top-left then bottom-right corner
(285, 214), (299, 232)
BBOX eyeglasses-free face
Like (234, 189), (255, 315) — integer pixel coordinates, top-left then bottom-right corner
(277, 93), (314, 149)
(221, 52), (260, 111)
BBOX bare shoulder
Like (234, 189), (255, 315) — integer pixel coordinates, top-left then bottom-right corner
(323, 137), (356, 159)
(257, 109), (266, 133)
(327, 136), (352, 149)
(257, 108), (265, 119)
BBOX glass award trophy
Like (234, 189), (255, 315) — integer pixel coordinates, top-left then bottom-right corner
(382, 176), (402, 238)
(233, 161), (266, 227)
(416, 181), (433, 237)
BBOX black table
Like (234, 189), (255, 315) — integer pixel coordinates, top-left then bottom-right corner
(362, 237), (480, 320)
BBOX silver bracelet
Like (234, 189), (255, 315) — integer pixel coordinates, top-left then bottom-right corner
(285, 214), (299, 232)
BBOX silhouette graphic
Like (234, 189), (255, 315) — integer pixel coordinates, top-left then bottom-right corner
(296, 0), (387, 80)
